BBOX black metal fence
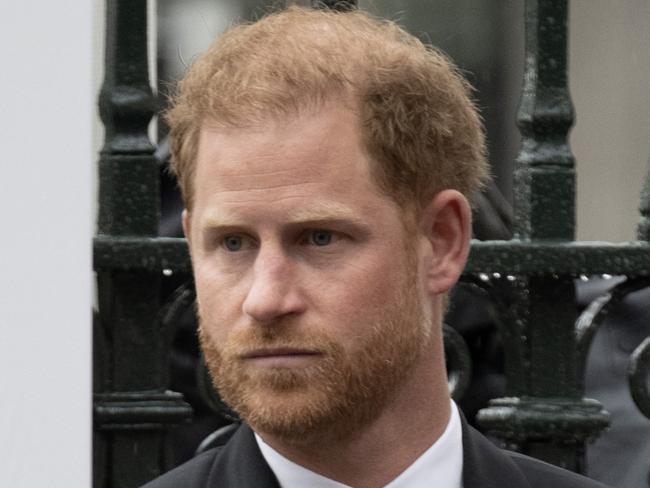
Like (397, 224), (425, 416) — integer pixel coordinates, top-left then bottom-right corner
(92, 0), (650, 486)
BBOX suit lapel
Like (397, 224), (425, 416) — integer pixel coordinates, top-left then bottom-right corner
(461, 415), (531, 488)
(204, 417), (532, 488)
(206, 423), (281, 488)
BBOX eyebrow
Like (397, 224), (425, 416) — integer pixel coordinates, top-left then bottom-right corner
(199, 202), (368, 230)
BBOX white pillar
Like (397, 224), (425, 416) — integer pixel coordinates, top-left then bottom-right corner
(0, 1), (97, 486)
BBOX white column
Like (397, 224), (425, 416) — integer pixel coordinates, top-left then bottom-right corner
(0, 1), (97, 487)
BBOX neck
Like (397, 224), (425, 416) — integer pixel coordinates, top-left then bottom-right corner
(257, 338), (451, 488)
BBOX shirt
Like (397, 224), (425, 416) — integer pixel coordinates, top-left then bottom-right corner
(255, 400), (463, 488)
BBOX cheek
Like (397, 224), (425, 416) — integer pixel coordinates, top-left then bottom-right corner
(318, 255), (409, 321)
(194, 268), (241, 332)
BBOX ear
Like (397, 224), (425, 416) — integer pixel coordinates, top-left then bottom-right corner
(419, 190), (472, 296)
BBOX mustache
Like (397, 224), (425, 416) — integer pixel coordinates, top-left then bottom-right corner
(198, 320), (338, 356)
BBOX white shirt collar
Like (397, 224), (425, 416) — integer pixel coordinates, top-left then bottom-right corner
(255, 400), (464, 488)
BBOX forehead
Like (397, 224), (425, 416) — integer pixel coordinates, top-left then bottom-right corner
(192, 103), (386, 208)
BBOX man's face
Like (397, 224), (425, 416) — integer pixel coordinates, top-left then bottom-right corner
(186, 103), (433, 444)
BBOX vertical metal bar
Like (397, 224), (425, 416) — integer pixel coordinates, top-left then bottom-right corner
(94, 1), (191, 486)
(477, 0), (608, 473)
(513, 0), (575, 242)
(98, 0), (157, 236)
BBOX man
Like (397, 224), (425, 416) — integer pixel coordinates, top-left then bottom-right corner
(145, 6), (608, 488)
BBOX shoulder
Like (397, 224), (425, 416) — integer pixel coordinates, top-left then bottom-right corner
(507, 451), (609, 488)
(140, 423), (239, 487)
(140, 447), (222, 488)
(461, 414), (610, 488)
(139, 423), (279, 488)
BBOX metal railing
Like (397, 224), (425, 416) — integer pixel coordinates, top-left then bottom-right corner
(92, 0), (650, 485)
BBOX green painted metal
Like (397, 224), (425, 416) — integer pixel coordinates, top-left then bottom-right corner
(475, 0), (607, 473)
(93, 0), (191, 487)
(513, 0), (575, 242)
(467, 241), (650, 275)
(94, 236), (191, 273)
(93, 237), (650, 276)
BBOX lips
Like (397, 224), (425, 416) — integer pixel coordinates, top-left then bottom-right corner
(240, 348), (322, 359)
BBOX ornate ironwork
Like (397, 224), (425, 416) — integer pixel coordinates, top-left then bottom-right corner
(92, 237), (650, 275)
(94, 1), (191, 487)
(474, 0), (608, 472)
(470, 0), (650, 474)
(574, 277), (650, 387)
(629, 337), (650, 419)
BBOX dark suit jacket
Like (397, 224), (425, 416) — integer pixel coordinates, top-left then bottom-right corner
(142, 419), (609, 487)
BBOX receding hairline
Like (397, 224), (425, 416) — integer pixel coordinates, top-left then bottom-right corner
(166, 6), (489, 215)
(188, 97), (416, 214)
(197, 92), (360, 133)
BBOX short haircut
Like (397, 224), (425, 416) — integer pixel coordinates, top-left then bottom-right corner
(166, 6), (488, 212)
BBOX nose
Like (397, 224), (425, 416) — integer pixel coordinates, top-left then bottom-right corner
(242, 246), (305, 323)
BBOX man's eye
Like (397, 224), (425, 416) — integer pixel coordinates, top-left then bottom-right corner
(308, 230), (333, 246)
(223, 235), (243, 251)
